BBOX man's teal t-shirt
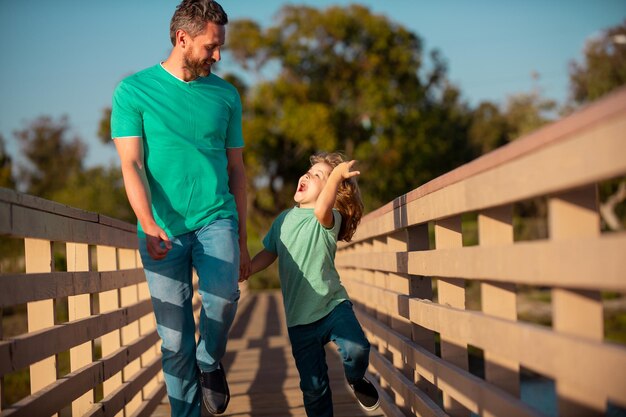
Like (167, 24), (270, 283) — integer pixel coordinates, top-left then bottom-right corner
(263, 207), (349, 327)
(110, 64), (243, 237)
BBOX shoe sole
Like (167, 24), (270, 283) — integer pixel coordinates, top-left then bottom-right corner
(346, 380), (380, 412)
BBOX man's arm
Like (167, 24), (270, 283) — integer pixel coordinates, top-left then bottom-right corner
(227, 147), (250, 279)
(114, 137), (171, 260)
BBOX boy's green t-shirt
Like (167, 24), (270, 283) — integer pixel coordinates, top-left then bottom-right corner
(263, 207), (349, 327)
(110, 64), (243, 237)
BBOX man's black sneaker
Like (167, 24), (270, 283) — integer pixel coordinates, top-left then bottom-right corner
(349, 377), (380, 411)
(200, 363), (230, 415)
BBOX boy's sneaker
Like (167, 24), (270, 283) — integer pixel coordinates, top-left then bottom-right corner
(349, 377), (380, 411)
(200, 363), (230, 415)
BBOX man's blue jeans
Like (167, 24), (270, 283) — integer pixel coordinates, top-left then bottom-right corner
(287, 301), (371, 417)
(139, 218), (240, 417)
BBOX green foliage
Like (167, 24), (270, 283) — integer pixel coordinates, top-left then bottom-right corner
(606, 312), (626, 345)
(50, 166), (134, 223)
(15, 116), (85, 199)
(569, 19), (626, 105)
(469, 102), (510, 154)
(227, 4), (474, 213)
(11, 115), (134, 223)
(469, 90), (556, 155)
(97, 107), (112, 145)
(502, 91), (556, 141)
(0, 134), (16, 189)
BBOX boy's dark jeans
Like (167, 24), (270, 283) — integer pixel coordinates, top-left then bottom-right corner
(287, 301), (370, 417)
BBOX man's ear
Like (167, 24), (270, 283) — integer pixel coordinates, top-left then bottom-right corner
(176, 29), (188, 48)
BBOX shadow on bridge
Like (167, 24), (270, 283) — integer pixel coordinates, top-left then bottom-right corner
(154, 290), (383, 417)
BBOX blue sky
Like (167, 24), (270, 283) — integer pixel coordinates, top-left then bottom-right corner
(1, 0), (624, 169)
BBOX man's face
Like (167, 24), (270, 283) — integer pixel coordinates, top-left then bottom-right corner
(183, 22), (225, 79)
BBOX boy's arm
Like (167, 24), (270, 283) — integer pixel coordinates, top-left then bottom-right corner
(240, 249), (277, 282)
(314, 160), (360, 228)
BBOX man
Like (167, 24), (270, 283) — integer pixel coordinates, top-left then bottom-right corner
(110, 1), (249, 415)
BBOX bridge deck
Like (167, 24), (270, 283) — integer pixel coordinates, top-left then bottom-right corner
(152, 290), (385, 417)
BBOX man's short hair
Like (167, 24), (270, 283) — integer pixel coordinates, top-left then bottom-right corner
(170, 0), (228, 46)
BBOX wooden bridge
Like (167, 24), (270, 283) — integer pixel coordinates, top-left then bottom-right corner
(1, 87), (625, 417)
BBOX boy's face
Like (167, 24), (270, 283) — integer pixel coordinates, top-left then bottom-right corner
(294, 162), (333, 208)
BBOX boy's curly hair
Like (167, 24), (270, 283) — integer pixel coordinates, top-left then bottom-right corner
(310, 152), (364, 242)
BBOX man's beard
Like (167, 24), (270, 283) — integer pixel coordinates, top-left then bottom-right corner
(183, 51), (212, 79)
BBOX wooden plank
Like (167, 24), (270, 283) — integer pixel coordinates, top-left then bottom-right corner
(357, 309), (541, 417)
(369, 349), (447, 417)
(0, 187), (137, 247)
(97, 245), (123, 415)
(136, 249), (160, 402)
(67, 242), (95, 416)
(406, 297), (626, 407)
(336, 232), (626, 291)
(345, 280), (626, 408)
(0, 201), (10, 234)
(434, 216), (468, 417)
(0, 187), (98, 222)
(549, 186), (605, 415)
(0, 300), (153, 376)
(478, 205), (520, 399)
(24, 238), (56, 408)
(84, 356), (162, 417)
(9, 204), (136, 248)
(118, 248), (142, 416)
(128, 383), (167, 417)
(0, 268), (168, 308)
(0, 331), (161, 417)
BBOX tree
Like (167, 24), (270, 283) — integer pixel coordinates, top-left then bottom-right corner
(15, 116), (85, 198)
(568, 20), (626, 231)
(0, 134), (16, 189)
(50, 166), (134, 223)
(469, 85), (556, 156)
(569, 19), (626, 105)
(503, 90), (556, 140)
(227, 5), (473, 213)
(468, 101), (510, 154)
(13, 115), (133, 222)
(98, 108), (112, 145)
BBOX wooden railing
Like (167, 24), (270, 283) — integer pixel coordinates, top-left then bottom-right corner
(336, 87), (626, 416)
(0, 189), (165, 416)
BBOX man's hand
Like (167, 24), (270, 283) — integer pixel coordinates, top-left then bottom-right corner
(239, 243), (251, 282)
(144, 224), (172, 260)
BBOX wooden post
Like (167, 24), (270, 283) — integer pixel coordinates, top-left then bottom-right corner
(478, 205), (520, 402)
(97, 245), (123, 417)
(434, 216), (469, 417)
(67, 242), (95, 415)
(119, 248), (142, 415)
(407, 223), (439, 403)
(549, 186), (605, 415)
(25, 238), (57, 417)
(136, 251), (162, 394)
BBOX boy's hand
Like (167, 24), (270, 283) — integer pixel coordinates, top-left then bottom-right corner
(333, 160), (360, 180)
